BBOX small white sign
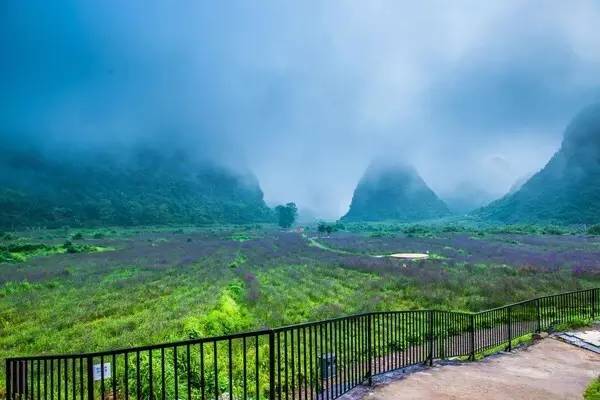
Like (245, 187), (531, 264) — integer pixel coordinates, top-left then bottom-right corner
(93, 363), (111, 381)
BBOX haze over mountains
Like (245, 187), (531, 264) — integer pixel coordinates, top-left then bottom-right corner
(1, 103), (600, 228)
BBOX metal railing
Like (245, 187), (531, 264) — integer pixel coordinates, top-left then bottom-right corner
(5, 288), (598, 400)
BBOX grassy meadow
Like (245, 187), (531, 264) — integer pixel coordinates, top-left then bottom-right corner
(1, 223), (600, 391)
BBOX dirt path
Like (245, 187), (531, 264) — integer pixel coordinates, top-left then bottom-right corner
(305, 235), (429, 259)
(362, 338), (599, 400)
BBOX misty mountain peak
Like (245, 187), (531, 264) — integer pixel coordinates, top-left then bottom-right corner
(342, 159), (451, 222)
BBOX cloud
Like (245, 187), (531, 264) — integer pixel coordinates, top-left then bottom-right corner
(2, 0), (600, 218)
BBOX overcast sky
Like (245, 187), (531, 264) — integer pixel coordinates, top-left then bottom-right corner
(2, 1), (600, 218)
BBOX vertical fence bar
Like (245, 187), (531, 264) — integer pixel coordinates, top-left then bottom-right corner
(469, 314), (475, 360)
(427, 311), (433, 366)
(6, 359), (11, 400)
(367, 313), (372, 386)
(507, 306), (512, 352)
(535, 299), (542, 333)
(269, 331), (276, 400)
(86, 356), (93, 400)
(593, 289), (598, 320)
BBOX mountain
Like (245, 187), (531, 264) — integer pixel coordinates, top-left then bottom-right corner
(476, 103), (600, 224)
(0, 146), (274, 228)
(341, 160), (451, 222)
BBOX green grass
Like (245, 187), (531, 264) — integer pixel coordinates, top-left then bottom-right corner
(554, 316), (594, 332)
(474, 333), (534, 360)
(585, 377), (600, 400)
(1, 225), (599, 394)
(0, 240), (113, 263)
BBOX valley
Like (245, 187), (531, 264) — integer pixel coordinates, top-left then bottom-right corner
(1, 224), (598, 370)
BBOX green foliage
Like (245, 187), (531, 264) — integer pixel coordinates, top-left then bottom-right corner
(0, 226), (599, 394)
(584, 377), (600, 400)
(275, 202), (298, 228)
(62, 240), (110, 254)
(553, 316), (593, 332)
(229, 252), (247, 269)
(472, 333), (534, 361)
(0, 281), (46, 297)
(317, 222), (344, 234)
(588, 225), (600, 235)
(0, 148), (275, 228)
(0, 238), (112, 263)
(231, 232), (251, 242)
(0, 232), (14, 240)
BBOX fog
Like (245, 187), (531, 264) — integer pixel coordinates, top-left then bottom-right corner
(2, 1), (600, 218)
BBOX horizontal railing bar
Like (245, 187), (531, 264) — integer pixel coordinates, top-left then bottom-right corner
(273, 312), (373, 332)
(6, 329), (273, 361)
(477, 287), (596, 314)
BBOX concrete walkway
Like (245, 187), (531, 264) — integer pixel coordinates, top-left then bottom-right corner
(360, 338), (599, 400)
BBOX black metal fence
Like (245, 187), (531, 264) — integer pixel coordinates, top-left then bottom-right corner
(5, 288), (598, 400)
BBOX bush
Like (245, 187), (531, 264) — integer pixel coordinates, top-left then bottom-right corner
(588, 225), (600, 235)
(317, 222), (335, 234)
(0, 232), (14, 241)
(554, 316), (592, 332)
(584, 377), (600, 400)
(541, 225), (565, 235)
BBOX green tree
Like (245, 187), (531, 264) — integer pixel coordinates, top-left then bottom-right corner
(317, 222), (334, 234)
(275, 202), (297, 228)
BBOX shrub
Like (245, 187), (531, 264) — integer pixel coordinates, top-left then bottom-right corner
(588, 225), (600, 235)
(554, 316), (592, 332)
(584, 377), (600, 400)
(317, 222), (339, 234)
(0, 232), (14, 241)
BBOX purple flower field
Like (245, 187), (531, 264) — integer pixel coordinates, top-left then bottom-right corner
(320, 231), (600, 274)
(1, 226), (599, 372)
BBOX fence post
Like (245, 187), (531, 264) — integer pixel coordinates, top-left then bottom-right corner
(469, 314), (475, 361)
(428, 311), (434, 366)
(269, 330), (276, 400)
(367, 313), (373, 386)
(536, 298), (541, 333)
(86, 356), (94, 400)
(5, 359), (11, 400)
(507, 306), (512, 352)
(593, 289), (598, 320)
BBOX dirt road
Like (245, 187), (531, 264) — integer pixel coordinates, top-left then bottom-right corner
(363, 338), (599, 400)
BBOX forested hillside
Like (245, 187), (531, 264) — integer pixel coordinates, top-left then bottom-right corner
(0, 145), (274, 228)
(342, 160), (451, 222)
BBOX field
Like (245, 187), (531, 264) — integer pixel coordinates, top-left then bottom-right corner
(1, 223), (600, 394)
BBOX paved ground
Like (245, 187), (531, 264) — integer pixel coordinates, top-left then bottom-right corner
(359, 338), (600, 400)
(569, 329), (600, 346)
